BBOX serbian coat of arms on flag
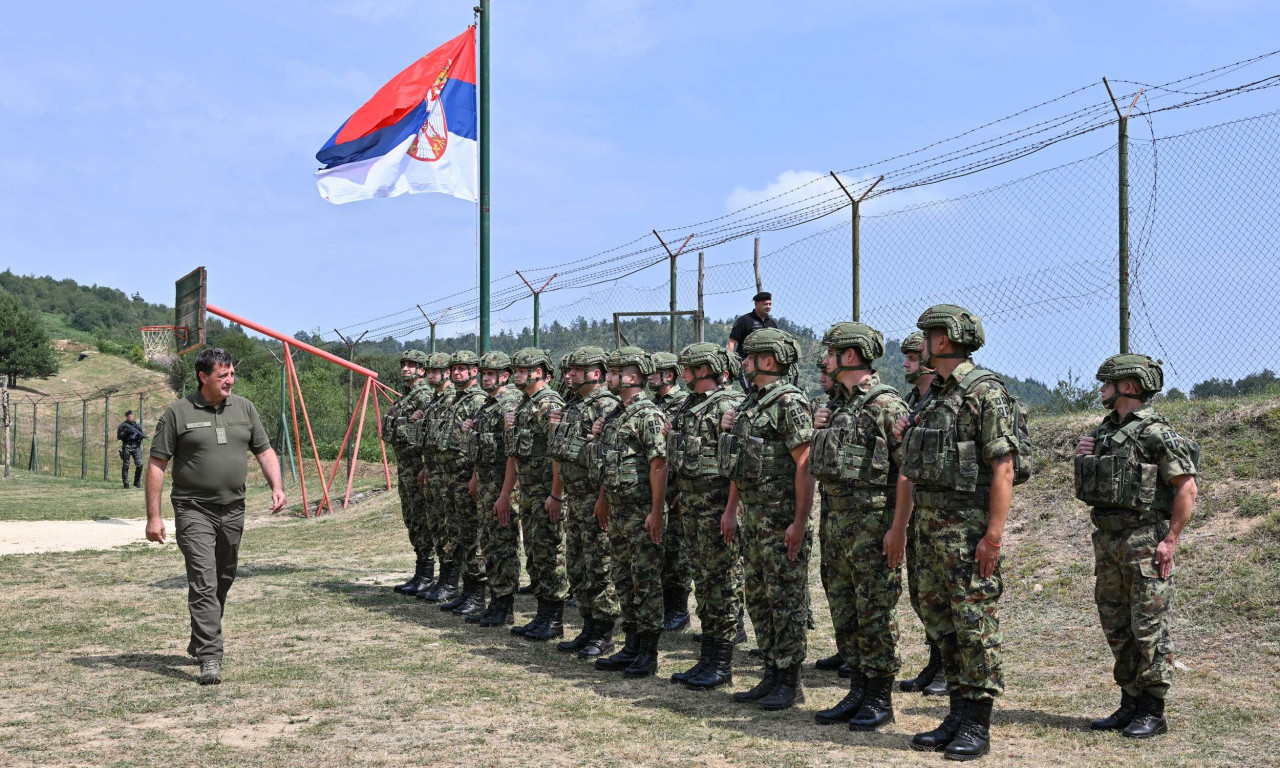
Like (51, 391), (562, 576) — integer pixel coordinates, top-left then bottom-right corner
(315, 27), (477, 204)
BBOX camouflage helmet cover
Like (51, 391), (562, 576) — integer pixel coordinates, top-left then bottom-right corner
(400, 349), (429, 367)
(900, 331), (925, 355)
(478, 351), (513, 371)
(567, 345), (610, 368)
(609, 346), (655, 375)
(651, 351), (682, 375)
(822, 321), (885, 363)
(1096, 353), (1164, 395)
(741, 327), (801, 365)
(511, 347), (553, 371)
(678, 342), (727, 374)
(449, 350), (481, 367)
(916, 304), (986, 351)
(424, 352), (453, 370)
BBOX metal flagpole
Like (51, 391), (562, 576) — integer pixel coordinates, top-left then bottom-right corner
(477, 4), (491, 352)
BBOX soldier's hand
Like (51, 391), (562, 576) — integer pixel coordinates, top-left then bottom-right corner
(468, 474), (478, 501)
(593, 496), (609, 531)
(495, 494), (512, 527)
(645, 510), (664, 544)
(720, 506), (738, 544)
(1075, 436), (1096, 456)
(504, 411), (516, 429)
(410, 409), (424, 423)
(883, 526), (906, 569)
(548, 409), (564, 425)
(662, 420), (672, 436)
(1155, 537), (1177, 579)
(145, 517), (166, 544)
(975, 535), (1001, 579)
(784, 521), (804, 561)
(591, 416), (605, 437)
(893, 414), (911, 440)
(720, 410), (737, 432)
(416, 468), (426, 489)
(814, 407), (832, 429)
(545, 495), (562, 522)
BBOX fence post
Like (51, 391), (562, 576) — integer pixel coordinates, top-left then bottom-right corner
(830, 173), (882, 322)
(138, 392), (144, 432)
(28, 401), (39, 472)
(81, 399), (87, 480)
(1105, 78), (1141, 354)
(1, 378), (9, 479)
(103, 394), (110, 481)
(54, 402), (60, 476)
(669, 247), (678, 352)
(696, 251), (705, 343)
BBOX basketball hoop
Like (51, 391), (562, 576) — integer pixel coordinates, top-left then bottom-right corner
(140, 326), (182, 363)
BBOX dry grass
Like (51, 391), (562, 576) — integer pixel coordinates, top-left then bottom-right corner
(0, 400), (1278, 767)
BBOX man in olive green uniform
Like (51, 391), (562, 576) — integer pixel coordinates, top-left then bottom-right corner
(667, 343), (745, 690)
(649, 351), (693, 632)
(548, 346), (622, 658)
(592, 347), (669, 678)
(500, 348), (570, 641)
(810, 322), (911, 730)
(385, 350), (438, 596)
(466, 352), (525, 627)
(722, 328), (816, 711)
(1075, 354), (1197, 739)
(897, 305), (1021, 760)
(145, 348), (286, 686)
(896, 331), (947, 696)
(416, 352), (457, 602)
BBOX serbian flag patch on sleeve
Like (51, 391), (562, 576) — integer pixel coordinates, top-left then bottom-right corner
(315, 27), (477, 204)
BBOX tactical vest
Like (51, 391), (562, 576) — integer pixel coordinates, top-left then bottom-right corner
(467, 393), (517, 469)
(717, 383), (802, 484)
(509, 388), (560, 461)
(669, 388), (736, 486)
(550, 390), (618, 487)
(599, 397), (661, 493)
(416, 386), (453, 455)
(433, 387), (485, 460)
(1075, 412), (1199, 530)
(810, 383), (898, 489)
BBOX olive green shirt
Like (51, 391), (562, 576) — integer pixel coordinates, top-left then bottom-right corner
(150, 391), (271, 505)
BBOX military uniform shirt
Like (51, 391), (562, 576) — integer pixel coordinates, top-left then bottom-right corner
(927, 361), (1018, 464)
(1093, 406), (1197, 483)
(150, 391), (271, 505)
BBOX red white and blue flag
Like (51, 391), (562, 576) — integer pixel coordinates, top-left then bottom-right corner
(315, 28), (477, 204)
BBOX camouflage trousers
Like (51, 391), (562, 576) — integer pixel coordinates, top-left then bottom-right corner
(1093, 521), (1175, 700)
(914, 503), (1004, 701)
(517, 459), (569, 602)
(437, 458), (486, 584)
(682, 484), (743, 644)
(820, 491), (902, 677)
(396, 459), (434, 555)
(419, 457), (451, 568)
(606, 485), (664, 634)
(477, 470), (521, 598)
(662, 495), (693, 596)
(564, 481), (619, 620)
(740, 489), (813, 669)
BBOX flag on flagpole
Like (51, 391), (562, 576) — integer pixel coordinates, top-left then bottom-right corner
(315, 28), (477, 204)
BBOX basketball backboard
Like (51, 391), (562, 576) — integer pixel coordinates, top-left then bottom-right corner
(175, 266), (207, 355)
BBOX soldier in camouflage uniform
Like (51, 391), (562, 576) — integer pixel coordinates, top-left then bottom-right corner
(432, 351), (490, 618)
(500, 348), (570, 641)
(721, 328), (816, 711)
(1075, 354), (1198, 739)
(548, 346), (622, 658)
(809, 322), (911, 730)
(415, 352), (458, 602)
(897, 331), (947, 697)
(591, 347), (669, 678)
(666, 343), (745, 691)
(813, 358), (854, 679)
(384, 350), (438, 596)
(465, 352), (525, 627)
(897, 305), (1019, 760)
(649, 351), (693, 632)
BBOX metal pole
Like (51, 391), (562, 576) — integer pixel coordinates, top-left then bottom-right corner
(54, 402), (60, 476)
(533, 292), (540, 347)
(1, 378), (9, 479)
(28, 402), (38, 472)
(138, 392), (144, 432)
(753, 237), (762, 294)
(697, 251), (705, 343)
(851, 198), (860, 321)
(477, 4), (491, 353)
(103, 395), (110, 481)
(81, 399), (87, 480)
(280, 358), (296, 482)
(1118, 115), (1130, 354)
(669, 248), (678, 353)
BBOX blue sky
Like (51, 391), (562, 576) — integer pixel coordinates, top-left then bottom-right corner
(1, 0), (1276, 354)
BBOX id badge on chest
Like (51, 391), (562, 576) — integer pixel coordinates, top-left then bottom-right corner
(216, 427), (228, 445)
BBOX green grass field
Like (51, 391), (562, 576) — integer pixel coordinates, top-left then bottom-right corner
(0, 398), (1277, 767)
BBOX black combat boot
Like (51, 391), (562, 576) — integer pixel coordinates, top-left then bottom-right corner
(1122, 694), (1167, 739)
(595, 629), (640, 671)
(733, 663), (778, 703)
(453, 581), (487, 617)
(850, 676), (896, 731)
(518, 583), (535, 595)
(814, 674), (867, 725)
(578, 617), (616, 659)
(671, 635), (713, 684)
(901, 641), (943, 692)
(814, 653), (845, 672)
(524, 600), (565, 641)
(623, 631), (661, 678)
(662, 590), (691, 632)
(422, 566), (459, 603)
(465, 590), (496, 624)
(133, 467), (142, 487)
(912, 692), (964, 751)
(393, 550), (424, 593)
(1090, 690), (1138, 731)
(440, 576), (472, 611)
(512, 599), (550, 637)
(734, 609), (748, 644)
(943, 698), (992, 761)
(406, 559), (438, 597)
(479, 594), (515, 627)
(758, 663), (804, 711)
(557, 610), (594, 653)
(838, 664), (853, 679)
(685, 641), (734, 690)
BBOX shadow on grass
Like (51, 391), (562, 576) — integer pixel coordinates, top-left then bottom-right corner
(149, 562), (317, 590)
(69, 653), (198, 682)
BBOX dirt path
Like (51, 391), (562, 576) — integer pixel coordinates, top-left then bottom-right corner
(0, 518), (174, 555)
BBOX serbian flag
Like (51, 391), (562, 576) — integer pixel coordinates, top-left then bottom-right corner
(315, 28), (477, 204)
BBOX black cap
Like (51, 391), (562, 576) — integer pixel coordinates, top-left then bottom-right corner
(752, 291), (772, 302)
(125, 410), (134, 416)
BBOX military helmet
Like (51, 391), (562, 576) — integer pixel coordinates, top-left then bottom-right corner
(1096, 353), (1164, 395)
(651, 351), (682, 376)
(741, 328), (801, 366)
(609, 346), (654, 375)
(511, 347), (553, 372)
(449, 350), (480, 367)
(678, 342), (730, 375)
(400, 349), (429, 367)
(478, 351), (512, 372)
(900, 331), (925, 356)
(425, 352), (452, 370)
(568, 345), (610, 368)
(822, 321), (885, 363)
(916, 304), (985, 351)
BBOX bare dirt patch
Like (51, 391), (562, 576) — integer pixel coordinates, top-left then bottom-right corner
(0, 518), (173, 555)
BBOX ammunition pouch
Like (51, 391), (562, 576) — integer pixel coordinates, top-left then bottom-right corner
(1075, 454), (1172, 516)
(810, 427), (891, 487)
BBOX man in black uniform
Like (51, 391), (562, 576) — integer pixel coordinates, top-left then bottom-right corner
(725, 292), (778, 359)
(117, 410), (147, 488)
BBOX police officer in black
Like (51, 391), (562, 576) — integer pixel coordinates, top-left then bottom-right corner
(726, 292), (778, 359)
(117, 410), (147, 488)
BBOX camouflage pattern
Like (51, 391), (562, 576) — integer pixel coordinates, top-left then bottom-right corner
(815, 373), (909, 677)
(1082, 405), (1196, 701)
(508, 385), (569, 601)
(671, 384), (746, 643)
(383, 379), (435, 552)
(437, 382), (490, 584)
(473, 386), (525, 598)
(601, 391), (668, 633)
(1095, 353), (1164, 395)
(559, 385), (621, 621)
(904, 360), (1018, 702)
(916, 304), (986, 350)
(901, 382), (929, 623)
(653, 385), (692, 598)
(417, 381), (454, 567)
(729, 379), (814, 669)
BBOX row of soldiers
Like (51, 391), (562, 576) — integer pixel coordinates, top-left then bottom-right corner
(381, 303), (1197, 761)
